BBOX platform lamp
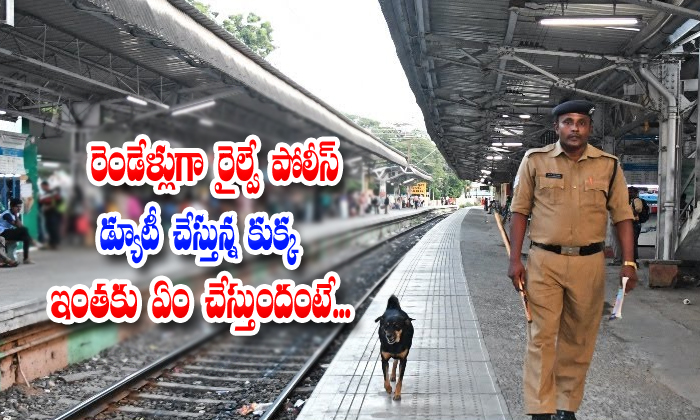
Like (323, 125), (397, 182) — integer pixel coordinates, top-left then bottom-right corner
(0, 0), (14, 27)
(537, 15), (640, 27)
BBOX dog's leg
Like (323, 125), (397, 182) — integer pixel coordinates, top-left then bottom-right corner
(390, 359), (398, 382)
(393, 358), (407, 401)
(381, 353), (392, 394)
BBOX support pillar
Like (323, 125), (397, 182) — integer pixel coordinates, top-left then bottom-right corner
(696, 56), (700, 208)
(657, 120), (668, 259)
(360, 163), (368, 193)
(642, 64), (680, 260)
(593, 102), (606, 144)
(21, 118), (38, 240)
(662, 63), (681, 260)
(601, 135), (615, 155)
(64, 103), (100, 190)
(65, 103), (99, 246)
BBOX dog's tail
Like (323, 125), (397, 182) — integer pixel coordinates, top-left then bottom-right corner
(387, 295), (401, 310)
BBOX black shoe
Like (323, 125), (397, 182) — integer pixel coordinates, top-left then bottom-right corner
(555, 410), (577, 420)
(532, 415), (553, 420)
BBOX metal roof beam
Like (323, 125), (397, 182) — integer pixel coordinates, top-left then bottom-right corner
(495, 10), (518, 93)
(0, 46), (168, 108)
(506, 55), (562, 82)
(618, 0), (700, 21)
(0, 25), (145, 90)
(427, 34), (636, 63)
(430, 55), (482, 71)
(131, 88), (243, 122)
(458, 48), (484, 66)
(493, 68), (649, 110)
(574, 64), (621, 83)
(503, 46), (633, 63)
(432, 51), (645, 110)
(414, 0), (439, 128)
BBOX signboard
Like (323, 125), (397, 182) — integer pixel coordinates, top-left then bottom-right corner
(620, 134), (658, 142)
(621, 155), (658, 185)
(0, 131), (26, 175)
(410, 182), (427, 196)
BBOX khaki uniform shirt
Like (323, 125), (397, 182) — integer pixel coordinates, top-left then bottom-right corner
(511, 141), (633, 247)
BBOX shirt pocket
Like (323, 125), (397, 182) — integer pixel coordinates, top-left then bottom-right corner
(583, 180), (608, 209)
(536, 176), (565, 205)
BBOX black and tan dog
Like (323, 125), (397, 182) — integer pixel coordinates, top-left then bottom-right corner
(374, 295), (414, 400)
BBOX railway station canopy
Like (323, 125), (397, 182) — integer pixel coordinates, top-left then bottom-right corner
(379, 0), (700, 183)
(0, 0), (431, 182)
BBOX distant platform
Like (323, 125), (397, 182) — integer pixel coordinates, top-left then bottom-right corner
(0, 207), (443, 335)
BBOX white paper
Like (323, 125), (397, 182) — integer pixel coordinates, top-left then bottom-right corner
(20, 182), (32, 198)
(609, 277), (629, 320)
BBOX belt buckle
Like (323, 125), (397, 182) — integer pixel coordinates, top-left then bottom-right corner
(561, 246), (580, 256)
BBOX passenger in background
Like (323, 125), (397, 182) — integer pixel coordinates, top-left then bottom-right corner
(680, 193), (692, 224)
(628, 186), (643, 265)
(39, 181), (63, 250)
(0, 198), (33, 265)
(67, 185), (86, 246)
(371, 195), (379, 214)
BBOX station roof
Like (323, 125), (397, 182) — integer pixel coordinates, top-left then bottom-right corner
(379, 0), (699, 182)
(0, 0), (432, 181)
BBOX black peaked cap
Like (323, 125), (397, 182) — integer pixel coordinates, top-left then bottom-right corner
(552, 100), (595, 118)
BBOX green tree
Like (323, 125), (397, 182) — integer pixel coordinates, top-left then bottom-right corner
(186, 1), (275, 58)
(347, 114), (466, 198)
(223, 14), (275, 58)
(188, 0), (218, 20)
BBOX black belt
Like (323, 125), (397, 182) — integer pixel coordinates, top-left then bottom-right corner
(531, 241), (604, 256)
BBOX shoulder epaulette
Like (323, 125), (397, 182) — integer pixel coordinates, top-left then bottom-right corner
(524, 143), (555, 157)
(599, 151), (619, 161)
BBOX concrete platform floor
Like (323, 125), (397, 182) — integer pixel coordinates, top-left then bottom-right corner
(298, 209), (509, 420)
(298, 208), (700, 420)
(464, 209), (700, 420)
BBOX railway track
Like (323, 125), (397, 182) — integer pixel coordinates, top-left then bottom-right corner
(52, 209), (453, 420)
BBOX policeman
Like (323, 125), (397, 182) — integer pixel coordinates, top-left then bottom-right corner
(507, 100), (638, 420)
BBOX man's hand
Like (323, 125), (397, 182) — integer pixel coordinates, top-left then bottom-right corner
(507, 213), (529, 293)
(508, 259), (526, 292)
(621, 266), (638, 292)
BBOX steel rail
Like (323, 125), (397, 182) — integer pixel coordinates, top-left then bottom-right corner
(259, 211), (450, 420)
(52, 209), (451, 420)
(52, 325), (227, 420)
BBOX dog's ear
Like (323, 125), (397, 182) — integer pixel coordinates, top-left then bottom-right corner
(374, 315), (383, 323)
(405, 318), (415, 325)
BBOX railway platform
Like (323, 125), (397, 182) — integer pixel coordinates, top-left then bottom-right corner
(297, 208), (509, 420)
(297, 208), (700, 420)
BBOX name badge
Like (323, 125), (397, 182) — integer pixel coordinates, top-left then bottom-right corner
(545, 173), (563, 179)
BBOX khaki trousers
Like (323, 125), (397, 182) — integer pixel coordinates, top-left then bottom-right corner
(523, 246), (605, 414)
